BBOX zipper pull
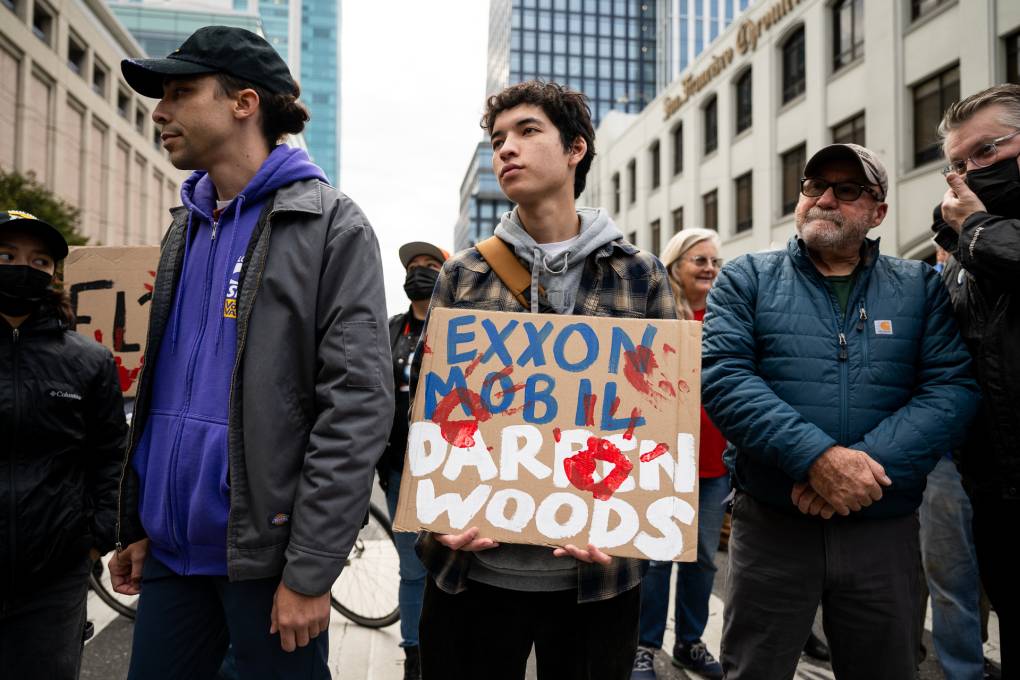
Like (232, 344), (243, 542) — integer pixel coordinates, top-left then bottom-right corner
(211, 221), (218, 240)
(12, 327), (19, 343)
(856, 303), (868, 332)
(838, 332), (848, 361)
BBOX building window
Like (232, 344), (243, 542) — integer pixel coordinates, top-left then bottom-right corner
(1007, 30), (1020, 85)
(67, 33), (86, 76)
(734, 172), (753, 233)
(672, 207), (684, 235)
(135, 108), (147, 135)
(781, 144), (806, 215)
(627, 159), (636, 204)
(704, 96), (718, 155)
(703, 189), (718, 231)
(117, 89), (130, 119)
(832, 111), (865, 145)
(32, 1), (54, 46)
(911, 0), (952, 21)
(781, 27), (806, 104)
(1, 0), (15, 12)
(649, 140), (660, 190)
(152, 126), (161, 151)
(612, 172), (621, 213)
(627, 230), (637, 245)
(672, 123), (683, 175)
(913, 65), (960, 167)
(93, 60), (108, 98)
(735, 69), (752, 134)
(833, 0), (863, 70)
(650, 219), (661, 255)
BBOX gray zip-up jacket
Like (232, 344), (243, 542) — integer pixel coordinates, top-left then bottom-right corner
(116, 178), (394, 596)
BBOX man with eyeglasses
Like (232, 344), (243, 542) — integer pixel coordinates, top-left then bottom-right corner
(701, 143), (979, 679)
(934, 83), (1020, 675)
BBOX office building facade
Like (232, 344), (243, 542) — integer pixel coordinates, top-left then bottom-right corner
(584, 0), (1020, 263)
(1, 0), (187, 245)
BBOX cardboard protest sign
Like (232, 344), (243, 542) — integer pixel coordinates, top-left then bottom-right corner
(64, 246), (159, 396)
(394, 308), (702, 562)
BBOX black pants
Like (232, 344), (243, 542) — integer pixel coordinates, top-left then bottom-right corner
(127, 554), (329, 680)
(721, 493), (922, 680)
(419, 577), (640, 680)
(972, 493), (1017, 675)
(0, 557), (90, 680)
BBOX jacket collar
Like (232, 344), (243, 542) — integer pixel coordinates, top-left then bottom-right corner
(168, 178), (325, 225)
(270, 179), (324, 215)
(595, 238), (639, 260)
(788, 235), (881, 276)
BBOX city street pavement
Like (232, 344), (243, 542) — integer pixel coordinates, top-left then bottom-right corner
(81, 544), (1001, 680)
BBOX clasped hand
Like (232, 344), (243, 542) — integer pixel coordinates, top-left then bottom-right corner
(790, 446), (891, 518)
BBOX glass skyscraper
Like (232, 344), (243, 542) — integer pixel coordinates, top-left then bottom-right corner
(110, 2), (264, 60)
(659, 0), (750, 89)
(111, 0), (338, 183)
(251, 0), (341, 184)
(455, 0), (658, 251)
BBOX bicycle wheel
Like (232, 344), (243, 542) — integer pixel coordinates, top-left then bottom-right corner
(330, 503), (400, 628)
(89, 553), (138, 620)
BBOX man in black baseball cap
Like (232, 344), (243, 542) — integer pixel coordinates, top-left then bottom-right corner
(121, 26), (297, 99)
(111, 23), (392, 680)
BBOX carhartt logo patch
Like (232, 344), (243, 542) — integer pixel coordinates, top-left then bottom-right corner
(49, 390), (82, 400)
(874, 320), (893, 335)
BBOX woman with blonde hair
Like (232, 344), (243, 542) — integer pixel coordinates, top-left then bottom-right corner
(631, 228), (728, 680)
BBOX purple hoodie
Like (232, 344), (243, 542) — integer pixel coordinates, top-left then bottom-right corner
(132, 146), (327, 575)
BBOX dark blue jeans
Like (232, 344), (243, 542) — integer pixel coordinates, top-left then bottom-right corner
(638, 474), (731, 648)
(919, 457), (984, 680)
(127, 554), (329, 680)
(386, 467), (427, 648)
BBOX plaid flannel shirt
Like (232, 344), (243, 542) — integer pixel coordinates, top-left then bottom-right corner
(410, 236), (677, 603)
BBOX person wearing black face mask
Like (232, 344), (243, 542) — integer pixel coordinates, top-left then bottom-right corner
(935, 84), (1020, 676)
(0, 210), (126, 679)
(377, 240), (447, 680)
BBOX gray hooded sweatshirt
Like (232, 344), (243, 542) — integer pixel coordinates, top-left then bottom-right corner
(494, 206), (624, 314)
(470, 205), (625, 591)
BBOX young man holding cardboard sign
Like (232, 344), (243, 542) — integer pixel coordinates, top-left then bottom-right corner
(402, 81), (683, 680)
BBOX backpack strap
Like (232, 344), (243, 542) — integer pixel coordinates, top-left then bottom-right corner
(475, 236), (544, 310)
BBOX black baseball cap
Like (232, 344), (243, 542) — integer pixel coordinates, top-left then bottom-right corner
(0, 210), (69, 260)
(121, 26), (298, 99)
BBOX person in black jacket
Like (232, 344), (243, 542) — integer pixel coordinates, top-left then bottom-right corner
(379, 240), (447, 680)
(0, 210), (126, 679)
(936, 83), (1020, 675)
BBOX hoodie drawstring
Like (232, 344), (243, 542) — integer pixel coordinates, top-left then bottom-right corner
(213, 195), (245, 352)
(543, 249), (571, 275)
(169, 212), (196, 355)
(530, 248), (544, 313)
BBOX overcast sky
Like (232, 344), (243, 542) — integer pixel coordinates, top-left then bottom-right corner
(340, 1), (491, 316)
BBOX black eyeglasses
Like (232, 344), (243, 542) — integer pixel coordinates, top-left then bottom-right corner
(800, 177), (883, 202)
(682, 255), (724, 269)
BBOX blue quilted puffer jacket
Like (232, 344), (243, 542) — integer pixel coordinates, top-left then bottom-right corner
(702, 236), (980, 518)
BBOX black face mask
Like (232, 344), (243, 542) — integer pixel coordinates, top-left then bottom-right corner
(965, 155), (1020, 219)
(0, 265), (53, 317)
(404, 266), (439, 302)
